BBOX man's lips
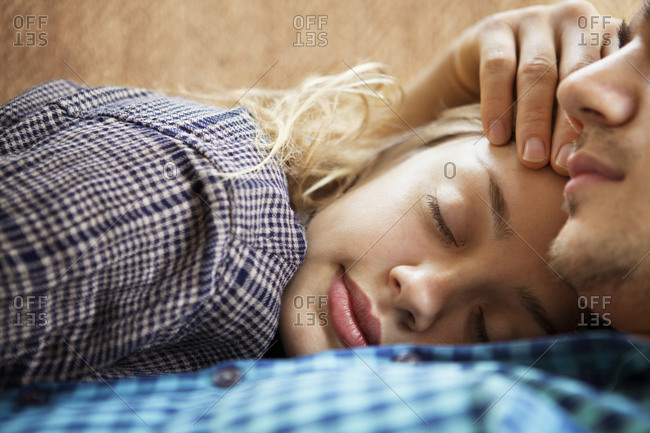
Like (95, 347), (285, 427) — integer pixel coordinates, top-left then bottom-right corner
(328, 268), (381, 348)
(565, 151), (624, 195)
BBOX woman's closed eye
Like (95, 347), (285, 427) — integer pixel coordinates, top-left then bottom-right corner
(474, 306), (490, 343)
(618, 19), (631, 49)
(424, 193), (458, 247)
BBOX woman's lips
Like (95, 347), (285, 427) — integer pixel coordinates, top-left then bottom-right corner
(565, 151), (624, 195)
(328, 267), (382, 348)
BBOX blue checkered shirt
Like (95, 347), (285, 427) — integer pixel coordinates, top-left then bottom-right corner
(0, 80), (307, 389)
(1, 331), (648, 432)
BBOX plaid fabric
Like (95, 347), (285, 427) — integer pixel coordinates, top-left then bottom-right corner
(0, 331), (648, 432)
(0, 80), (306, 389)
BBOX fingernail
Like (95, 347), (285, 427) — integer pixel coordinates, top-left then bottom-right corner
(555, 144), (573, 170)
(488, 120), (507, 144)
(523, 137), (546, 163)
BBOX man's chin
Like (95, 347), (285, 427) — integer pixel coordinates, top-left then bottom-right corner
(550, 221), (604, 293)
(549, 218), (633, 299)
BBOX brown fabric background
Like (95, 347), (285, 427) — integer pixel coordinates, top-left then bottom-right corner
(1, 0), (639, 104)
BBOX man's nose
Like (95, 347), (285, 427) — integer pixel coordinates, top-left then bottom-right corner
(557, 48), (638, 130)
(388, 264), (455, 333)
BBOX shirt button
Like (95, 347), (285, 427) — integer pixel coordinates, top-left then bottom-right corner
(392, 351), (424, 364)
(212, 366), (243, 388)
(14, 389), (51, 407)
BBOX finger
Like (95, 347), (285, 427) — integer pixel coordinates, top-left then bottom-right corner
(515, 18), (558, 168)
(558, 11), (618, 81)
(551, 19), (604, 175)
(550, 108), (578, 176)
(478, 20), (517, 146)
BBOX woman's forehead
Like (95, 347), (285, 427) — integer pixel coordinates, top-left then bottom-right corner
(418, 136), (495, 167)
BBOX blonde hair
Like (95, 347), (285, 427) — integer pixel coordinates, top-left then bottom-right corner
(355, 103), (485, 183)
(168, 63), (484, 215)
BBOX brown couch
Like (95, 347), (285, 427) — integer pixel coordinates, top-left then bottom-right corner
(1, 0), (639, 104)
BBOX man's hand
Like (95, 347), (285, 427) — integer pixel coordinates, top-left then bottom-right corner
(400, 0), (621, 175)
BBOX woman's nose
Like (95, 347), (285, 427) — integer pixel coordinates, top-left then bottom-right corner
(557, 48), (639, 131)
(388, 264), (455, 333)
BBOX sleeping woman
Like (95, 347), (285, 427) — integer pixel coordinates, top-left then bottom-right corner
(280, 105), (578, 356)
(0, 0), (619, 388)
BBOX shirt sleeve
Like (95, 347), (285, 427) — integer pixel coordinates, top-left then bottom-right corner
(0, 80), (307, 388)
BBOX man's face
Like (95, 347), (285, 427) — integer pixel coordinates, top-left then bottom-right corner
(551, 1), (650, 334)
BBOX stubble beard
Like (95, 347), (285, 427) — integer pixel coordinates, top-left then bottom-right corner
(548, 128), (642, 296)
(548, 198), (643, 299)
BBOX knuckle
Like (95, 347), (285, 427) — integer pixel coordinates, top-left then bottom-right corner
(482, 55), (517, 76)
(556, 0), (597, 18)
(518, 57), (558, 81)
(605, 17), (622, 32)
(562, 58), (597, 77)
(522, 5), (547, 18)
(479, 14), (511, 31)
(517, 108), (551, 125)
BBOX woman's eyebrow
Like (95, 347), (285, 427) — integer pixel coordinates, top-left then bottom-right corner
(627, 0), (650, 43)
(477, 159), (513, 241)
(642, 0), (650, 26)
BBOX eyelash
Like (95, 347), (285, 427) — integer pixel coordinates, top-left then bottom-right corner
(425, 194), (458, 247)
(618, 20), (631, 49)
(475, 307), (490, 343)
